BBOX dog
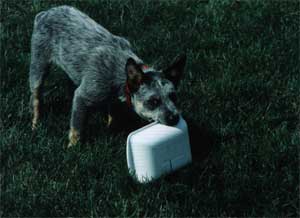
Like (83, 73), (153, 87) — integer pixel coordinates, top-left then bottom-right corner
(29, 5), (186, 147)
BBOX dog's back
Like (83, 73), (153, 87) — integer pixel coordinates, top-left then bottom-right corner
(31, 5), (141, 88)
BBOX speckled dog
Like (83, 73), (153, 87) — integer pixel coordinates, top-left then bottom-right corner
(29, 6), (186, 147)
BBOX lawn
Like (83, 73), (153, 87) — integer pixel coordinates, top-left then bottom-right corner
(1, 0), (299, 217)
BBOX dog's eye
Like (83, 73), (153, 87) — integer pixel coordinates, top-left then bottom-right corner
(169, 93), (177, 103)
(147, 97), (161, 109)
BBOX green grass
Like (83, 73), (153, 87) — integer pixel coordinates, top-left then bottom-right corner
(1, 0), (299, 217)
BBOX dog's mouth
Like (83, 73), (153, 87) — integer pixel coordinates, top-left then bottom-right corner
(156, 114), (180, 126)
(143, 114), (180, 126)
(165, 117), (180, 126)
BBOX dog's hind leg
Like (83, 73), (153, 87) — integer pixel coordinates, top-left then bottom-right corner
(29, 61), (50, 130)
(29, 37), (51, 130)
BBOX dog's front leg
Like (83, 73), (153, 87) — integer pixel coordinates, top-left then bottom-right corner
(68, 88), (88, 148)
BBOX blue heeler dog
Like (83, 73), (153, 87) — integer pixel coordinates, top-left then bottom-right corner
(29, 6), (186, 147)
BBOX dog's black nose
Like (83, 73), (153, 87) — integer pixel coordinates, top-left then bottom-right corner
(166, 113), (179, 126)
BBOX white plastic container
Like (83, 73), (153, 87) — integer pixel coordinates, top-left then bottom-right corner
(126, 116), (192, 183)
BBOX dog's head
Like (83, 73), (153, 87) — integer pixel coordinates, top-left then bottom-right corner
(125, 55), (186, 126)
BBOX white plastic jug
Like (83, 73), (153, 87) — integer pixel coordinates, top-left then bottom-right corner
(126, 116), (192, 183)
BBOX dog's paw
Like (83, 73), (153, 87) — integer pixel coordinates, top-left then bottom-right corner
(31, 116), (39, 131)
(68, 127), (80, 148)
(31, 122), (37, 131)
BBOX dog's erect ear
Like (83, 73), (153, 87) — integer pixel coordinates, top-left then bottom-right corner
(163, 54), (186, 88)
(125, 58), (144, 92)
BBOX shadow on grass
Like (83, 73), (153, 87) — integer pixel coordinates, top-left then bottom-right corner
(87, 100), (216, 161)
(87, 103), (217, 186)
(161, 116), (216, 185)
(84, 100), (148, 142)
(32, 88), (217, 190)
(85, 99), (216, 161)
(186, 117), (215, 162)
(40, 86), (215, 164)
